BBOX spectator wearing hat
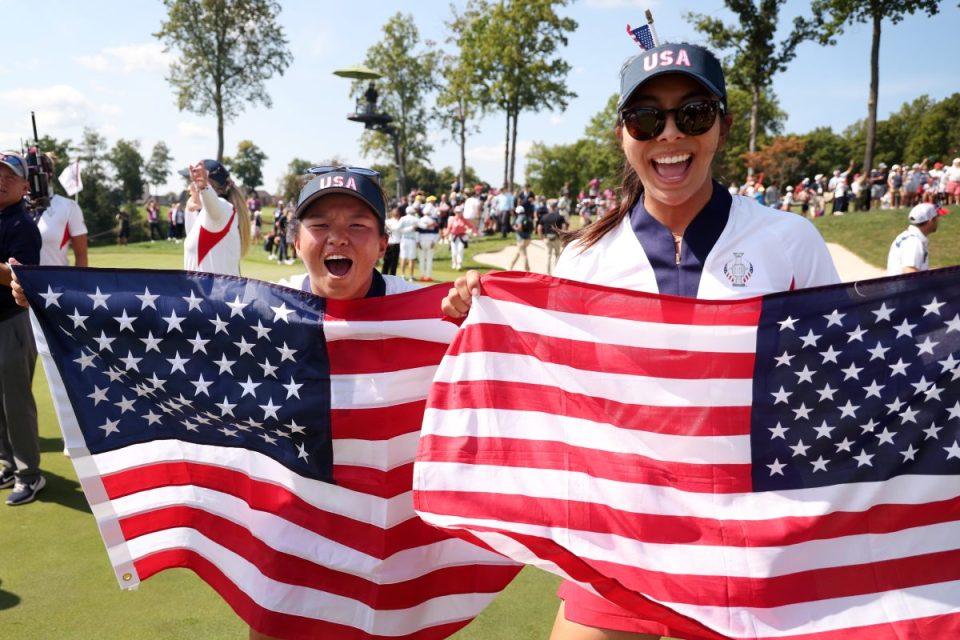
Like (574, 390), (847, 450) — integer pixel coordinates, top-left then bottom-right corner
(0, 151), (44, 506)
(415, 198), (440, 282)
(182, 159), (252, 276)
(886, 203), (947, 275)
(887, 165), (903, 208)
(537, 199), (568, 275)
(869, 162), (888, 209)
(382, 205), (403, 276)
(36, 154), (89, 267)
(509, 204), (533, 271)
(446, 204), (477, 271)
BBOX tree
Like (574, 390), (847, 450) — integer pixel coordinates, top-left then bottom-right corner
(77, 128), (120, 240)
(277, 158), (315, 204)
(108, 139), (145, 214)
(688, 0), (815, 177)
(145, 141), (173, 196)
(464, 0), (577, 190)
(743, 135), (806, 188)
(355, 13), (439, 196)
(225, 139), (268, 192)
(904, 93), (960, 164)
(810, 0), (942, 176)
(155, 0), (293, 161)
(714, 85), (786, 184)
(525, 94), (623, 197)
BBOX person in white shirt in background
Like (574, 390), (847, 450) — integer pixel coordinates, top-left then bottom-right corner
(886, 202), (947, 275)
(36, 162), (88, 268)
(382, 205), (402, 275)
(416, 203), (440, 282)
(398, 205), (420, 281)
(182, 159), (251, 276)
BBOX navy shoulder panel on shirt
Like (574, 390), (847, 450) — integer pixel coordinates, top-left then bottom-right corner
(630, 181), (731, 297)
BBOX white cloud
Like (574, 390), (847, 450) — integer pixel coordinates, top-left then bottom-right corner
(177, 121), (213, 139)
(76, 43), (172, 74)
(549, 114), (564, 126)
(0, 85), (121, 128)
(0, 131), (21, 150)
(468, 139), (534, 164)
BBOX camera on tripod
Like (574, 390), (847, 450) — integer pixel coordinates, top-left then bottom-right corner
(23, 112), (53, 213)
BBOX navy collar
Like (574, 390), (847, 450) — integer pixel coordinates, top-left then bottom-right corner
(630, 181), (732, 297)
(301, 270), (387, 299)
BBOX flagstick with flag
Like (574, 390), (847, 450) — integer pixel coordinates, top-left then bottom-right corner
(58, 159), (82, 196)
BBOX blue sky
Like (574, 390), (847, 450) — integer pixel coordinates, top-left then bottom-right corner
(1, 1), (956, 194)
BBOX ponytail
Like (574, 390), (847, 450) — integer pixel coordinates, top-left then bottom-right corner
(213, 179), (252, 257)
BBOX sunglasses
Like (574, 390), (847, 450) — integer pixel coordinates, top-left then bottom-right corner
(308, 165), (381, 181)
(620, 100), (724, 141)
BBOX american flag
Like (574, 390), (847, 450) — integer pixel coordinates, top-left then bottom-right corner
(19, 266), (520, 640)
(627, 23), (656, 50)
(414, 270), (960, 640)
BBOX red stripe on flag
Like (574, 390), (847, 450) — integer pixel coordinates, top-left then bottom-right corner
(331, 400), (426, 440)
(121, 507), (518, 608)
(453, 323), (757, 379)
(428, 381), (752, 437)
(324, 284), (449, 322)
(480, 272), (764, 326)
(418, 436), (751, 493)
(417, 491), (960, 548)
(103, 463), (450, 558)
(328, 338), (448, 375)
(134, 550), (473, 640)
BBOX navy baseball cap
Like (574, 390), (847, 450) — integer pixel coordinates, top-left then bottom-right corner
(295, 167), (386, 222)
(618, 43), (727, 112)
(0, 151), (28, 179)
(178, 159), (230, 186)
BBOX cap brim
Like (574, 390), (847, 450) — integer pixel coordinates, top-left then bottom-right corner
(296, 187), (383, 221)
(618, 68), (725, 111)
(0, 160), (26, 179)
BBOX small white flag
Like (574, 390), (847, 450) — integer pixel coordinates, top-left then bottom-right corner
(58, 159), (83, 196)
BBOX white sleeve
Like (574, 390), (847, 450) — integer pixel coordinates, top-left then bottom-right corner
(198, 186), (234, 227)
(787, 217), (841, 288)
(67, 199), (88, 237)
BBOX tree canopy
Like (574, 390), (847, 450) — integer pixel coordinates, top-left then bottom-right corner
(155, 0), (292, 161)
(226, 140), (268, 191)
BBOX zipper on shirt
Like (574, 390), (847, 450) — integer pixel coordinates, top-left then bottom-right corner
(672, 232), (683, 265)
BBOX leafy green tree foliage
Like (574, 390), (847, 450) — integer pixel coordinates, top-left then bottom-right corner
(225, 139), (268, 192)
(714, 85), (786, 184)
(795, 126), (853, 180)
(810, 0), (942, 173)
(108, 140), (146, 238)
(355, 13), (439, 197)
(145, 141), (173, 196)
(155, 0), (292, 161)
(277, 158), (315, 204)
(77, 128), (121, 242)
(688, 0), (815, 177)
(904, 93), (960, 163)
(374, 161), (481, 201)
(463, 0), (577, 190)
(525, 94), (622, 197)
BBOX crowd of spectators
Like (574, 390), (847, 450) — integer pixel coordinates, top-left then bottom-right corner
(730, 157), (960, 218)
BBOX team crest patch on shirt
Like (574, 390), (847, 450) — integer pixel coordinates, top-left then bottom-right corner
(723, 252), (754, 287)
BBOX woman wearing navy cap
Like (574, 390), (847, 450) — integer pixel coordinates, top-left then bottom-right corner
(183, 159), (251, 276)
(442, 40), (840, 639)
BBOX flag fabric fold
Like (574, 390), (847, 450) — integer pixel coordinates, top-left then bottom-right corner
(413, 270), (960, 640)
(19, 266), (520, 640)
(57, 159), (82, 196)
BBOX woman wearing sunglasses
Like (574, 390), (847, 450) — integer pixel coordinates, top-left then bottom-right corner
(442, 42), (839, 639)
